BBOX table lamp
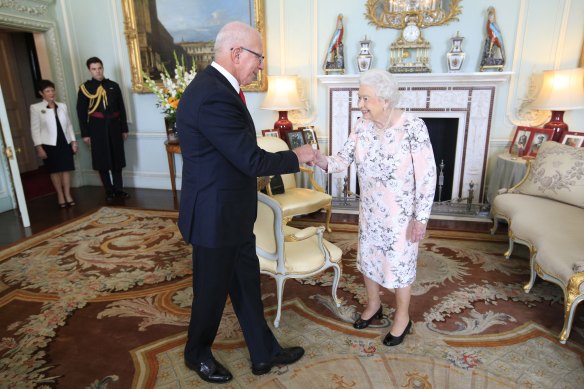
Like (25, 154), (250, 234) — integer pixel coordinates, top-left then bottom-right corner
(531, 68), (584, 141)
(261, 75), (303, 138)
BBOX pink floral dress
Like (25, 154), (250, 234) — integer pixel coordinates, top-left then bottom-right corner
(326, 113), (436, 288)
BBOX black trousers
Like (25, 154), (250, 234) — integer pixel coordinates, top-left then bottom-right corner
(99, 169), (123, 193)
(184, 237), (281, 365)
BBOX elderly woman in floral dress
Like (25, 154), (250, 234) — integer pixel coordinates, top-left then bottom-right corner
(315, 69), (436, 346)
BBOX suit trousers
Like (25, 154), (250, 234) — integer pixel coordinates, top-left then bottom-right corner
(99, 169), (123, 193)
(184, 237), (282, 365)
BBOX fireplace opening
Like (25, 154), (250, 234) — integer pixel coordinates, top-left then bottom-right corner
(421, 117), (459, 202)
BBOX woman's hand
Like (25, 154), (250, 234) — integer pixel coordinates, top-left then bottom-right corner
(406, 219), (427, 243)
(35, 145), (47, 160)
(71, 141), (78, 154)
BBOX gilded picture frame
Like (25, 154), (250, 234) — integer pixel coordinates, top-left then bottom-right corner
(121, 0), (267, 93)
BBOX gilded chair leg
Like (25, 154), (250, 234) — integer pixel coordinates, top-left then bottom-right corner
(331, 263), (342, 307)
(490, 218), (498, 235)
(523, 257), (537, 293)
(324, 205), (332, 233)
(504, 238), (514, 259)
(274, 277), (286, 328)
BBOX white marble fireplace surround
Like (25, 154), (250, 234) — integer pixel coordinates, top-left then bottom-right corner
(317, 73), (511, 204)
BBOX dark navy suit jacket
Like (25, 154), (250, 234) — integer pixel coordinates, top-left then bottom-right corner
(176, 65), (299, 248)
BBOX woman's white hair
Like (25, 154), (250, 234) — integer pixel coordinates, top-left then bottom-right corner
(359, 69), (400, 106)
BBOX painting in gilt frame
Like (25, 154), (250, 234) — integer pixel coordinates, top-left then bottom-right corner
(560, 131), (584, 148)
(121, 0), (266, 93)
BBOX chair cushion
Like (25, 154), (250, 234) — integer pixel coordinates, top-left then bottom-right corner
(272, 188), (332, 217)
(258, 225), (342, 274)
(515, 141), (584, 208)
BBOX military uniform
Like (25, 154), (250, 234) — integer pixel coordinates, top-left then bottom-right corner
(76, 78), (128, 196)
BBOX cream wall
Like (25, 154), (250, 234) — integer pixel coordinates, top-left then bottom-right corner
(2, 0), (583, 193)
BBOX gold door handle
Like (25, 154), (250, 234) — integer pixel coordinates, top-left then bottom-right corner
(4, 146), (13, 160)
(16, 147), (22, 153)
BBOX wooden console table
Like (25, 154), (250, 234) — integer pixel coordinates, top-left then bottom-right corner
(164, 140), (181, 200)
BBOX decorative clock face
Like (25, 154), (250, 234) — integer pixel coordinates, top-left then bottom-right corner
(403, 24), (420, 42)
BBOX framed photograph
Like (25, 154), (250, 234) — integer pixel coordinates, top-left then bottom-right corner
(560, 131), (584, 147)
(526, 128), (554, 157)
(286, 130), (306, 150)
(262, 129), (281, 138)
(509, 126), (534, 156)
(301, 126), (319, 149)
(121, 0), (266, 93)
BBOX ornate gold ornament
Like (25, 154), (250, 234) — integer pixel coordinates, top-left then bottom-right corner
(365, 0), (463, 30)
(365, 0), (463, 73)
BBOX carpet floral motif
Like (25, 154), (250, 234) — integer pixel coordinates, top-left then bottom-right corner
(1, 209), (583, 388)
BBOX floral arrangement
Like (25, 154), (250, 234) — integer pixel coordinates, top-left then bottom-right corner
(143, 53), (196, 122)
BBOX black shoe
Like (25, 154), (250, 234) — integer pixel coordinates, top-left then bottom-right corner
(251, 346), (305, 376)
(383, 320), (413, 347)
(105, 192), (115, 202)
(185, 356), (233, 384)
(353, 306), (383, 329)
(114, 191), (130, 199)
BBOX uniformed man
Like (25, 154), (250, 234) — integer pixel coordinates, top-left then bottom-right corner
(77, 57), (129, 201)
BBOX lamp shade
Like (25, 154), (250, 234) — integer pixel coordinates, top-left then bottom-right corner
(260, 75), (303, 111)
(531, 68), (584, 111)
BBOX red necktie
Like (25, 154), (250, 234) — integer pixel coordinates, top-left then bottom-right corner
(239, 89), (247, 105)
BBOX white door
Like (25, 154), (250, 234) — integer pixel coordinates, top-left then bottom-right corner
(0, 83), (29, 226)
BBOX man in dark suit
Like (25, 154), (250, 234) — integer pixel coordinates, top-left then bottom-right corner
(176, 21), (316, 384)
(77, 57), (130, 201)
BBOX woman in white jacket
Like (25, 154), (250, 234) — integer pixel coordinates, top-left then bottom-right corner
(30, 80), (78, 208)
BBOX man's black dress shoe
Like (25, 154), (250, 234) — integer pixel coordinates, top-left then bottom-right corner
(251, 346), (305, 376)
(185, 356), (233, 383)
(105, 192), (115, 202)
(383, 320), (413, 347)
(114, 190), (130, 199)
(353, 305), (383, 329)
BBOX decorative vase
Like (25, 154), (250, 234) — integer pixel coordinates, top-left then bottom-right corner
(357, 36), (373, 72)
(446, 32), (465, 72)
(164, 117), (179, 143)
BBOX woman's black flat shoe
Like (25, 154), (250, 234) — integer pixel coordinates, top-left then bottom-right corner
(353, 306), (383, 329)
(66, 200), (76, 207)
(58, 202), (68, 209)
(383, 320), (413, 346)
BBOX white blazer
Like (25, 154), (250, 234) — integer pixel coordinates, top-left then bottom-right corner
(30, 100), (76, 146)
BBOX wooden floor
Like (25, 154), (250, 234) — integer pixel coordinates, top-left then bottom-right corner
(0, 186), (499, 249)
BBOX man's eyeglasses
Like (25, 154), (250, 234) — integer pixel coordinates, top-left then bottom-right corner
(232, 47), (264, 65)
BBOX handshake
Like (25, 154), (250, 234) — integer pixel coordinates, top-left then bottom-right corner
(293, 144), (328, 170)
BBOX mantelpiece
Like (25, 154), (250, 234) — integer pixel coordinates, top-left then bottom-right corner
(317, 72), (511, 204)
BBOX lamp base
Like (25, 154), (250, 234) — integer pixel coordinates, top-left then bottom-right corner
(544, 110), (568, 142)
(274, 111), (293, 139)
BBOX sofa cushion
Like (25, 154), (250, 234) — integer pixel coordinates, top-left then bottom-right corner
(515, 141), (584, 208)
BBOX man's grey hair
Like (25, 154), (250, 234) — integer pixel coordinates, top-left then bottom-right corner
(214, 21), (258, 55)
(359, 69), (401, 106)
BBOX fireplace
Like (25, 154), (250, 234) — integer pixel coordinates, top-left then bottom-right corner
(317, 73), (510, 206)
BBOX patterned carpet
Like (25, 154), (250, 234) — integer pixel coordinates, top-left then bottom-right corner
(0, 207), (583, 388)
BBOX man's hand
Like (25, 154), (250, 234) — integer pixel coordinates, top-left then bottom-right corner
(293, 144), (317, 165)
(122, 132), (129, 141)
(406, 219), (427, 243)
(83, 137), (91, 145)
(314, 150), (328, 170)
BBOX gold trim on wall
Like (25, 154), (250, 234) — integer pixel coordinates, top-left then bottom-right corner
(121, 0), (266, 93)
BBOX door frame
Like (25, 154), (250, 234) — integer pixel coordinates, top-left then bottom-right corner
(0, 11), (70, 227)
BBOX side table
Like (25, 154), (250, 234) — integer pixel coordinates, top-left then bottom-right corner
(164, 140), (181, 201)
(486, 152), (527, 204)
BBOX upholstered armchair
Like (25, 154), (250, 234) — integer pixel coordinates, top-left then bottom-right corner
(254, 192), (342, 328)
(257, 136), (332, 232)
